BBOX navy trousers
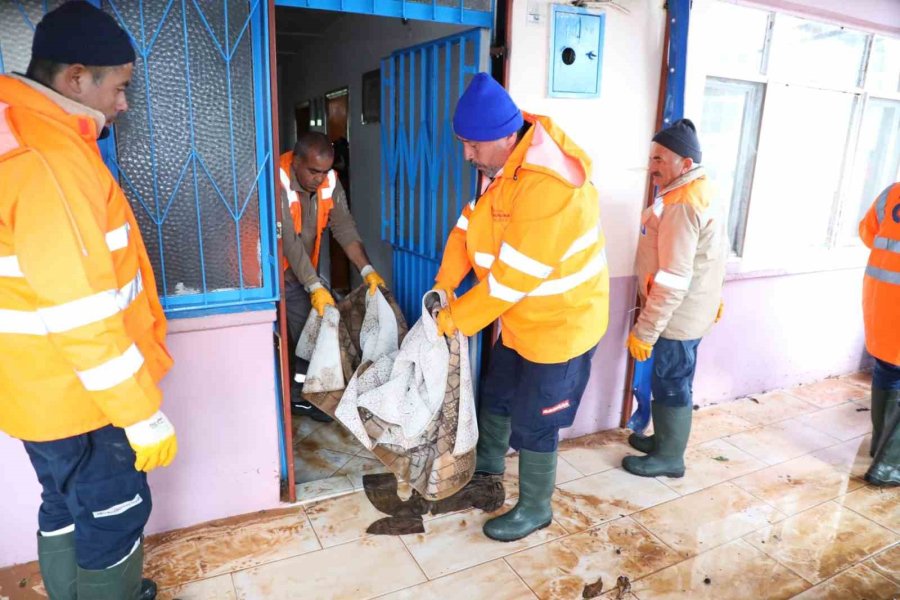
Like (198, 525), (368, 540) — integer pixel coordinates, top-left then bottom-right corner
(480, 338), (596, 452)
(651, 337), (702, 408)
(873, 358), (900, 391)
(23, 425), (151, 570)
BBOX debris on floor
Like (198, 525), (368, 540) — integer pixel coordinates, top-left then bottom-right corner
(366, 516), (425, 535)
(614, 575), (631, 599)
(582, 576), (603, 598)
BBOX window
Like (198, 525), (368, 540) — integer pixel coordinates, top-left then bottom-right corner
(692, 1), (900, 258)
(0, 1), (279, 317)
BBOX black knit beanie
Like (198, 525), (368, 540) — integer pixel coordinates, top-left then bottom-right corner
(32, 1), (135, 67)
(652, 118), (702, 163)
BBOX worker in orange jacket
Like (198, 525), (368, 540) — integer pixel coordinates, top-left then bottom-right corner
(859, 181), (900, 486)
(0, 4), (175, 598)
(434, 73), (609, 542)
(277, 131), (386, 421)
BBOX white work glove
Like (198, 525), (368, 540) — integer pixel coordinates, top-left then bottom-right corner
(124, 411), (178, 472)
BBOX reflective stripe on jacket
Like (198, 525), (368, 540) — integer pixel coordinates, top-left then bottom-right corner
(278, 150), (336, 272)
(0, 74), (173, 442)
(860, 182), (900, 364)
(435, 113), (609, 364)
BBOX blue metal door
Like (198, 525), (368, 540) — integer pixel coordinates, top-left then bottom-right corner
(380, 28), (484, 322)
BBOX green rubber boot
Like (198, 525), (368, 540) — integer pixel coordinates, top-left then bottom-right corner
(870, 388), (888, 457)
(483, 449), (556, 542)
(37, 530), (77, 600)
(628, 432), (655, 454)
(866, 390), (900, 487)
(76, 541), (157, 600)
(622, 404), (692, 478)
(475, 411), (511, 475)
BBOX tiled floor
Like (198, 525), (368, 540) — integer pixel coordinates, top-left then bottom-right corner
(3, 373), (898, 600)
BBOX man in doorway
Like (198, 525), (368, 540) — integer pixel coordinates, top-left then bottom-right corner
(623, 118), (728, 479)
(279, 132), (386, 420)
(0, 3), (177, 598)
(433, 73), (609, 542)
(859, 181), (900, 486)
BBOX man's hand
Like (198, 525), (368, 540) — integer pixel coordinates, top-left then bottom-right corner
(715, 300), (724, 323)
(124, 411), (178, 472)
(361, 265), (386, 296)
(626, 331), (653, 362)
(310, 283), (336, 316)
(435, 308), (458, 338)
(432, 281), (456, 300)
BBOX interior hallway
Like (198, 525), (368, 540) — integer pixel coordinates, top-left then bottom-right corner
(1, 372), (897, 600)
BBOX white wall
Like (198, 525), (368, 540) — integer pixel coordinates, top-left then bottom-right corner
(277, 13), (468, 286)
(508, 0), (666, 279)
(735, 0), (900, 35)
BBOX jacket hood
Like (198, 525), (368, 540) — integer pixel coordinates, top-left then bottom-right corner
(0, 73), (106, 138)
(502, 112), (593, 188)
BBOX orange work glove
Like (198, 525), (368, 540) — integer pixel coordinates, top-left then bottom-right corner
(715, 300), (724, 323)
(309, 284), (335, 316)
(361, 265), (386, 296)
(435, 308), (458, 337)
(626, 331), (653, 362)
(124, 411), (178, 472)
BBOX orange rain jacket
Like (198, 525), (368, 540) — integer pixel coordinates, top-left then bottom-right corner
(860, 182), (900, 365)
(0, 74), (173, 442)
(436, 113), (609, 364)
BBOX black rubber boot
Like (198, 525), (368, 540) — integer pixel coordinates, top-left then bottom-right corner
(628, 432), (655, 454)
(866, 390), (900, 487)
(483, 449), (556, 542)
(76, 541), (156, 600)
(870, 388), (888, 457)
(37, 530), (77, 600)
(622, 404), (692, 478)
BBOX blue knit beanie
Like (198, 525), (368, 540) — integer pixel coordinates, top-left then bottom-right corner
(453, 72), (523, 142)
(32, 1), (135, 67)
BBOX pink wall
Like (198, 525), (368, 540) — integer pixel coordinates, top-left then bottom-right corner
(0, 311), (283, 568)
(562, 267), (870, 438)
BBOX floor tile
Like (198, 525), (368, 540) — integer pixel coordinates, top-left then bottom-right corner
(158, 574), (237, 600)
(629, 539), (809, 599)
(632, 482), (784, 557)
(552, 468), (679, 533)
(294, 447), (356, 484)
(839, 485), (900, 533)
(688, 406), (756, 446)
(732, 454), (866, 516)
(792, 563), (900, 600)
(789, 379), (869, 409)
(505, 517), (682, 600)
(866, 544), (900, 585)
(559, 429), (640, 477)
(232, 536), (425, 600)
(743, 501), (899, 584)
(301, 420), (366, 455)
(724, 419), (840, 466)
(401, 502), (567, 579)
(378, 560), (537, 599)
(305, 489), (391, 548)
(662, 438), (767, 495)
(0, 561), (43, 599)
(292, 415), (325, 442)
(503, 453), (584, 488)
(839, 371), (873, 390)
(797, 402), (873, 442)
(812, 435), (873, 478)
(296, 475), (355, 505)
(717, 391), (819, 426)
(144, 508), (321, 589)
(336, 455), (389, 490)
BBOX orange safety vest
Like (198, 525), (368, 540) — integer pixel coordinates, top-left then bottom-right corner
(435, 113), (609, 364)
(278, 151), (336, 272)
(860, 182), (900, 365)
(0, 74), (173, 442)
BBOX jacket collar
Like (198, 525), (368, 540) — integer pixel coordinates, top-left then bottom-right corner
(657, 165), (706, 198)
(8, 73), (106, 138)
